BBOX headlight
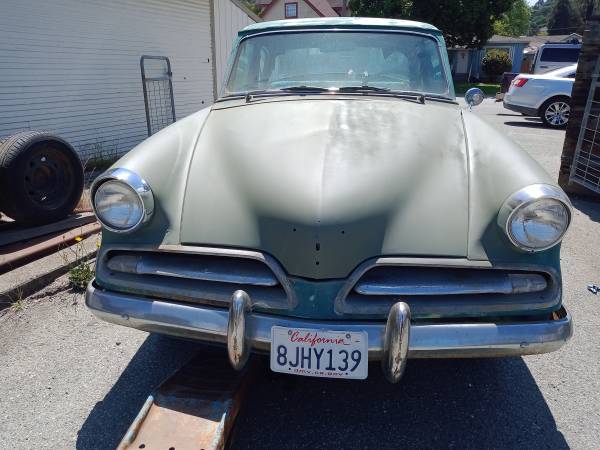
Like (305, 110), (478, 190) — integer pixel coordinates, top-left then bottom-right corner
(498, 184), (572, 252)
(91, 168), (154, 233)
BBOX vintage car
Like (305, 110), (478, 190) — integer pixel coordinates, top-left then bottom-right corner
(86, 18), (573, 383)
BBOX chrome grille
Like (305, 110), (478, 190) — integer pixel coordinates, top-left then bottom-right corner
(96, 247), (294, 310)
(106, 253), (279, 286)
(336, 262), (560, 318)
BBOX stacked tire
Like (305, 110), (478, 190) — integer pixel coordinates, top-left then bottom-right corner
(0, 131), (84, 225)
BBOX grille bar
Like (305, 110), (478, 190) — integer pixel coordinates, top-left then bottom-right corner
(107, 253), (279, 287)
(96, 246), (296, 311)
(335, 258), (560, 318)
(354, 268), (547, 296)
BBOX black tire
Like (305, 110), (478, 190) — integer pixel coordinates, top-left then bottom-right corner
(0, 131), (83, 225)
(540, 96), (571, 128)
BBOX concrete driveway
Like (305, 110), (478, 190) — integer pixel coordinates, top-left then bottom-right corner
(1, 99), (599, 449)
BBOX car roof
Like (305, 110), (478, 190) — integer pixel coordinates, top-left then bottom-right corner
(239, 17), (441, 37)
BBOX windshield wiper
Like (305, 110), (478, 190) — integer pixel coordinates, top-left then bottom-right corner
(220, 87), (330, 103)
(338, 86), (391, 93)
(220, 86), (454, 105)
(241, 89), (280, 102)
(337, 87), (457, 104)
(337, 86), (425, 103)
(280, 85), (331, 93)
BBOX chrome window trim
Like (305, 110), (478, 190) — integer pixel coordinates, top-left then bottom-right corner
(334, 256), (561, 316)
(96, 244), (298, 309)
(91, 168), (155, 234)
(497, 184), (573, 252)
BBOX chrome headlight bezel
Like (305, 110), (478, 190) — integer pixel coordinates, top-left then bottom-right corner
(498, 184), (572, 252)
(91, 168), (154, 233)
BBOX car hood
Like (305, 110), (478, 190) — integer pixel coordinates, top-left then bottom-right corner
(180, 98), (469, 279)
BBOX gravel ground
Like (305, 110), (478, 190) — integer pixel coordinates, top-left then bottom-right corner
(1, 99), (599, 450)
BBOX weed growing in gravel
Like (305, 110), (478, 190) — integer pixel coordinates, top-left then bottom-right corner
(6, 286), (26, 312)
(10, 297), (26, 312)
(68, 262), (95, 290)
(62, 235), (99, 290)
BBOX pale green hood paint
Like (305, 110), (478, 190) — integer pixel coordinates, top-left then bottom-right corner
(103, 96), (561, 280)
(180, 98), (468, 279)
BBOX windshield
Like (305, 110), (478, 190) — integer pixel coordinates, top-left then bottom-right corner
(225, 31), (450, 97)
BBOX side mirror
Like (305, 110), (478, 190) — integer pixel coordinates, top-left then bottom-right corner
(465, 88), (485, 108)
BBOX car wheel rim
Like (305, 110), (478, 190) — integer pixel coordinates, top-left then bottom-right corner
(545, 101), (570, 126)
(24, 145), (75, 209)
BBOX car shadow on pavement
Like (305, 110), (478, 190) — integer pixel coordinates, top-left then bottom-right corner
(571, 195), (600, 223)
(76, 334), (203, 450)
(232, 357), (569, 450)
(503, 121), (549, 129)
(76, 336), (568, 450)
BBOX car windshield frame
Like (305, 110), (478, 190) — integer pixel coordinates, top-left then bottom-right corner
(222, 29), (453, 100)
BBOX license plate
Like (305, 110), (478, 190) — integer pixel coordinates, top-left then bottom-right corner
(270, 326), (368, 380)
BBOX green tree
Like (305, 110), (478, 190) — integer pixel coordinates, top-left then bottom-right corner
(530, 0), (555, 35)
(347, 0), (412, 18)
(349, 0), (516, 48)
(241, 0), (262, 15)
(494, 0), (532, 36)
(547, 0), (582, 34)
(574, 0), (600, 21)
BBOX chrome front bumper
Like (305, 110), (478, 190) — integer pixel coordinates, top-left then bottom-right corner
(86, 282), (572, 382)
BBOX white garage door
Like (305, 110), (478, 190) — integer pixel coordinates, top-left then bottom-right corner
(0, 0), (214, 162)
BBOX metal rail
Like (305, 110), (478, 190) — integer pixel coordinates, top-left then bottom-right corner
(569, 54), (600, 192)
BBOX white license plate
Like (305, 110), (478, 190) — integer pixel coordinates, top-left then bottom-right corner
(270, 326), (368, 380)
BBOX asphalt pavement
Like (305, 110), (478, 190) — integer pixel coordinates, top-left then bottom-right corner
(1, 98), (599, 449)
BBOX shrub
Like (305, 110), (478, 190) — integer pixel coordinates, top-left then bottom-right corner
(481, 51), (513, 82)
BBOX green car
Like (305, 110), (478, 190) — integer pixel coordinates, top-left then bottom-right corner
(86, 18), (573, 383)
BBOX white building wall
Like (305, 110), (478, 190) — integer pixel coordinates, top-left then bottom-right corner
(213, 0), (257, 95)
(0, 0), (214, 161)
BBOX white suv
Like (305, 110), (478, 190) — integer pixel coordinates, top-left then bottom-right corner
(533, 43), (580, 74)
(503, 64), (576, 128)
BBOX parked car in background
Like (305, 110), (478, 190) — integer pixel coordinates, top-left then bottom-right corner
(86, 18), (573, 384)
(532, 43), (580, 74)
(503, 64), (576, 128)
